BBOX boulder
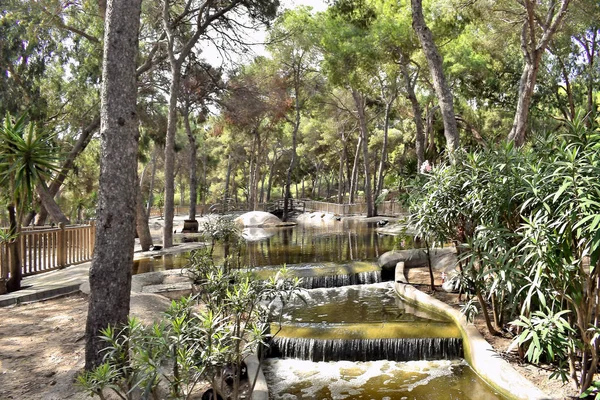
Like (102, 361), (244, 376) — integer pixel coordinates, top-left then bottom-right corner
(234, 211), (282, 227)
(378, 247), (456, 274)
(242, 227), (276, 241)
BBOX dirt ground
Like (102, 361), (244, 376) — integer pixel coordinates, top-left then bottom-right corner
(0, 284), (580, 400)
(0, 294), (88, 400)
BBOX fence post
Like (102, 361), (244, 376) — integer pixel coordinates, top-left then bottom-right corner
(89, 220), (96, 259)
(57, 222), (66, 267)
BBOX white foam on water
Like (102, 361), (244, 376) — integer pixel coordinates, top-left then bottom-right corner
(263, 358), (466, 399)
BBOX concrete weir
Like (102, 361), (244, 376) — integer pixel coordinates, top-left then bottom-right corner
(393, 280), (549, 400)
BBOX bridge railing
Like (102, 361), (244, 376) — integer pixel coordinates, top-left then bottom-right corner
(148, 199), (405, 218)
(1, 222), (96, 286)
(302, 200), (405, 216)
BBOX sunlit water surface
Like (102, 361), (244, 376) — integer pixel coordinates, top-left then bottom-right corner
(263, 359), (505, 400)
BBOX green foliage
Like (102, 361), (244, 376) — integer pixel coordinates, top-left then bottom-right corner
(0, 113), (61, 208)
(512, 308), (573, 365)
(408, 113), (600, 394)
(514, 113), (600, 390)
(79, 262), (303, 400)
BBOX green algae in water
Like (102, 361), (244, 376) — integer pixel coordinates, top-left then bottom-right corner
(272, 321), (460, 340)
(274, 284), (449, 324)
(263, 359), (507, 400)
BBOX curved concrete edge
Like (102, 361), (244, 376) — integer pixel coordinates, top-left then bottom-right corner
(394, 282), (552, 400)
(246, 354), (268, 400)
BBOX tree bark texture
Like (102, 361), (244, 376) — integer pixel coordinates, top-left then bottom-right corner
(352, 89), (375, 217)
(376, 102), (391, 198)
(337, 129), (346, 204)
(35, 182), (70, 225)
(162, 66), (181, 248)
(507, 0), (571, 145)
(349, 136), (361, 204)
(146, 147), (158, 220)
(411, 0), (459, 154)
(283, 81), (300, 222)
(85, 0), (141, 370)
(6, 205), (21, 292)
(136, 182), (153, 251)
(400, 57), (425, 172)
(184, 112), (198, 221)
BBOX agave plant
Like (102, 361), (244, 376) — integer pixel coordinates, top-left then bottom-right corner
(0, 113), (61, 222)
(0, 113), (61, 291)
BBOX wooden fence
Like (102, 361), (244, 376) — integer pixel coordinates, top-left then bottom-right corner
(302, 200), (405, 216)
(149, 200), (405, 217)
(0, 222), (96, 282)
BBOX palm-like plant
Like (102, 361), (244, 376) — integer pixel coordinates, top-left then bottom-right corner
(0, 113), (61, 291)
(0, 113), (60, 215)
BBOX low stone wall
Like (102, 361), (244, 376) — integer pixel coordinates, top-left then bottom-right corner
(394, 280), (550, 400)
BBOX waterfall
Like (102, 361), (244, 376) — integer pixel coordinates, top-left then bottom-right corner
(300, 271), (381, 289)
(267, 337), (463, 362)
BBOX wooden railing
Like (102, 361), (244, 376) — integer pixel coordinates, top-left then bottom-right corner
(148, 199), (406, 218)
(303, 200), (405, 216)
(0, 222), (96, 280)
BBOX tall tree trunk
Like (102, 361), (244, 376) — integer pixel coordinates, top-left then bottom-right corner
(376, 102), (391, 197)
(136, 182), (153, 251)
(85, 0), (141, 370)
(6, 205), (21, 292)
(507, 60), (540, 146)
(507, 0), (571, 145)
(35, 182), (70, 225)
(163, 65), (181, 248)
(352, 89), (374, 217)
(266, 151), (277, 202)
(399, 56), (425, 172)
(184, 112), (197, 221)
(31, 117), (100, 226)
(349, 136), (361, 204)
(411, 0), (459, 154)
(224, 153), (232, 207)
(337, 130), (346, 204)
(146, 146), (158, 220)
(283, 81), (300, 222)
(201, 144), (207, 216)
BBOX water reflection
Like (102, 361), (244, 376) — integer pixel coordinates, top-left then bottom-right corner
(213, 220), (400, 268)
(133, 219), (406, 274)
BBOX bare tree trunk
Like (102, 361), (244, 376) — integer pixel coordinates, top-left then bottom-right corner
(283, 80), (300, 222)
(86, 0), (141, 370)
(507, 61), (540, 146)
(163, 63), (181, 247)
(31, 117), (100, 226)
(399, 56), (425, 172)
(507, 0), (571, 145)
(146, 147), (158, 220)
(201, 145), (207, 216)
(184, 112), (198, 221)
(376, 102), (391, 197)
(224, 153), (232, 206)
(352, 89), (374, 217)
(6, 205), (21, 292)
(35, 182), (70, 225)
(349, 136), (361, 204)
(136, 182), (153, 251)
(337, 130), (346, 204)
(411, 0), (459, 154)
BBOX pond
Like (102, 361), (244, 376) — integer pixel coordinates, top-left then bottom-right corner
(134, 217), (507, 399)
(133, 218), (405, 274)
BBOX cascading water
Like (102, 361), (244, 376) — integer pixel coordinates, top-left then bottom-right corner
(267, 337), (463, 362)
(299, 270), (381, 289)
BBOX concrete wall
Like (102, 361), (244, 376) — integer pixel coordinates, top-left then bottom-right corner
(394, 281), (552, 400)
